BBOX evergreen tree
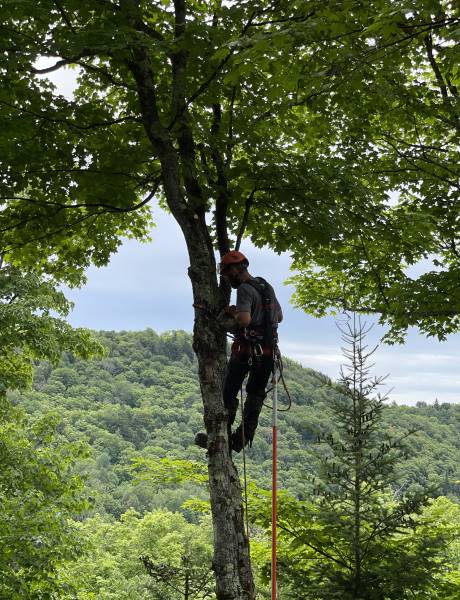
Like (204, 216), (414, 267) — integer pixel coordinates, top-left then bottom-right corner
(308, 317), (429, 597)
(255, 317), (446, 599)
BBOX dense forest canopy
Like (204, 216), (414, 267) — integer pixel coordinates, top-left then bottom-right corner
(1, 1), (458, 331)
(4, 329), (460, 598)
(10, 329), (460, 515)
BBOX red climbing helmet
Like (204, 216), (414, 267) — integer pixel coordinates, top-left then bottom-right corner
(219, 251), (249, 274)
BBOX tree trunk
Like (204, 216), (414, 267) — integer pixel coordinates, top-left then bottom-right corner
(352, 329), (363, 598)
(155, 156), (255, 599)
(184, 569), (189, 600)
(187, 222), (255, 600)
(123, 2), (255, 593)
(125, 16), (255, 600)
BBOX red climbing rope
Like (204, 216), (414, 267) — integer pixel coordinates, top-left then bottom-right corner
(236, 348), (288, 599)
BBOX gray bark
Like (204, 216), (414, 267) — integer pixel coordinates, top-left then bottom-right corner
(122, 2), (255, 597)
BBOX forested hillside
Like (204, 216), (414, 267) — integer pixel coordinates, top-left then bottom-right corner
(10, 329), (460, 519)
(5, 328), (460, 598)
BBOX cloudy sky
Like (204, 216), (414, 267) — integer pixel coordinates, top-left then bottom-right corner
(62, 205), (460, 406)
(47, 64), (460, 406)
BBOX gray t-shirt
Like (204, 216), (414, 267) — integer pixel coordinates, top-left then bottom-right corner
(236, 278), (282, 329)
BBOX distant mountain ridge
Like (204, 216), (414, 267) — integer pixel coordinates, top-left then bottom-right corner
(10, 329), (460, 517)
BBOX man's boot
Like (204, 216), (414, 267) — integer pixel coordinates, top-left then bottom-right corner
(231, 392), (265, 453)
(195, 423), (234, 451)
(231, 426), (247, 453)
(195, 425), (238, 451)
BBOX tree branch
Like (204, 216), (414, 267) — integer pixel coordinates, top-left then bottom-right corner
(381, 135), (460, 189)
(211, 103), (230, 255)
(359, 236), (392, 313)
(14, 167), (151, 182)
(95, 0), (121, 10)
(137, 21), (164, 42)
(445, 75), (459, 98)
(291, 26), (438, 110)
(171, 0), (187, 119)
(32, 58), (74, 75)
(1, 211), (103, 253)
(53, 0), (77, 33)
(1, 181), (159, 214)
(31, 48), (101, 74)
(0, 100), (140, 130)
(197, 144), (214, 187)
(170, 0), (204, 210)
(279, 522), (350, 569)
(225, 86), (237, 168)
(235, 190), (255, 251)
(424, 33), (449, 101)
(168, 10), (258, 130)
(248, 11), (316, 27)
(123, 0), (191, 229)
(338, 300), (459, 319)
(76, 60), (137, 90)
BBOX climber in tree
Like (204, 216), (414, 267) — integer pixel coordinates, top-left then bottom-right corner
(196, 251), (283, 453)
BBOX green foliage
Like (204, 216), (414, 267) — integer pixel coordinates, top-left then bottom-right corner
(0, 395), (89, 599)
(251, 492), (460, 600)
(0, 265), (103, 390)
(12, 328), (460, 522)
(7, 327), (460, 598)
(132, 456), (208, 487)
(2, 3), (458, 596)
(1, 1), (457, 345)
(13, 329), (339, 517)
(279, 3), (460, 342)
(60, 509), (214, 599)
(247, 320), (460, 598)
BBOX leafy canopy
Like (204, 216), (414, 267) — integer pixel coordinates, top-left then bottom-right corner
(1, 1), (457, 335)
(0, 265), (102, 390)
(0, 397), (90, 600)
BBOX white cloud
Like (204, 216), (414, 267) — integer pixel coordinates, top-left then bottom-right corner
(279, 339), (460, 406)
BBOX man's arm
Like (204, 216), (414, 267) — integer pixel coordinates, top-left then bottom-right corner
(223, 305), (251, 328)
(236, 284), (253, 328)
(236, 310), (251, 328)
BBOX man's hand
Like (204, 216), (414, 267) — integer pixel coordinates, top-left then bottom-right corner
(217, 306), (239, 333)
(224, 305), (238, 317)
(221, 305), (251, 328)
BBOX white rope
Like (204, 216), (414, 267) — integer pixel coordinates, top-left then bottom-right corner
(240, 387), (251, 544)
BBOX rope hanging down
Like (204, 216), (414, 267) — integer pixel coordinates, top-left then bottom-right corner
(239, 353), (288, 600)
(264, 352), (292, 412)
(240, 388), (251, 547)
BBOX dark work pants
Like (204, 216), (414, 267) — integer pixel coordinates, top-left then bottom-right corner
(223, 353), (274, 445)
